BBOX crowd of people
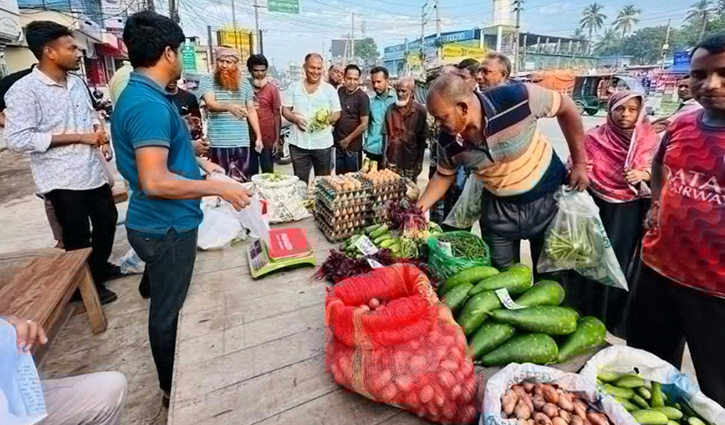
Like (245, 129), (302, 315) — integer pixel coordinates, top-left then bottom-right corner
(0, 8), (723, 424)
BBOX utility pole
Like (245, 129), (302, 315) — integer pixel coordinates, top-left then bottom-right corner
(207, 25), (214, 72)
(513, 0), (523, 75)
(253, 0), (261, 53)
(351, 13), (356, 63)
(169, 0), (179, 22)
(434, 0), (441, 62)
(661, 19), (671, 70)
(231, 0), (239, 51)
(420, 3), (426, 74)
(699, 9), (708, 41)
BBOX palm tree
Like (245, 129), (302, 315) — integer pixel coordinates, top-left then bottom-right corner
(595, 28), (619, 53)
(579, 3), (607, 54)
(613, 5), (641, 40)
(687, 0), (714, 40)
(571, 28), (587, 41)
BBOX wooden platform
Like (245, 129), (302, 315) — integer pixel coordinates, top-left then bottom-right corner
(168, 217), (597, 425)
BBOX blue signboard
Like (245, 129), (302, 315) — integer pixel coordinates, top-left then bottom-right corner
(668, 50), (690, 73)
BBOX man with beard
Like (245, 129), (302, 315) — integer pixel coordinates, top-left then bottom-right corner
(247, 53), (281, 173)
(334, 64), (369, 174)
(328, 64), (343, 89)
(365, 66), (397, 165)
(281, 53), (341, 183)
(4, 21), (120, 304)
(112, 11), (251, 405)
(383, 76), (427, 182)
(419, 74), (589, 269)
(198, 46), (263, 182)
(478, 52), (511, 90)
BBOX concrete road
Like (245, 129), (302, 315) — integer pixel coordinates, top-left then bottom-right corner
(540, 112), (606, 160)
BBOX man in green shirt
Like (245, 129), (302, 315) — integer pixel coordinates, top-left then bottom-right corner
(364, 66), (397, 165)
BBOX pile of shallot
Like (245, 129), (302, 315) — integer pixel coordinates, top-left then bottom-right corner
(501, 381), (612, 425)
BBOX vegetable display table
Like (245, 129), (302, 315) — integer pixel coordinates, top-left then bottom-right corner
(167, 217), (603, 425)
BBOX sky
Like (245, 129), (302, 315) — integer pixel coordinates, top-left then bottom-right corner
(171, 0), (693, 69)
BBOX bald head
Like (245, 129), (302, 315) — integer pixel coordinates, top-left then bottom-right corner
(427, 73), (480, 135)
(427, 73), (474, 105)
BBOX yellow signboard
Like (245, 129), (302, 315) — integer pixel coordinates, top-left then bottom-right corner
(216, 28), (256, 59)
(442, 44), (486, 60)
(406, 52), (421, 66)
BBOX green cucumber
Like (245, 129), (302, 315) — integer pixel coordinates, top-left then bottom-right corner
(652, 407), (683, 420)
(469, 321), (516, 360)
(379, 238), (398, 248)
(631, 410), (669, 425)
(688, 418), (707, 425)
(616, 374), (645, 388)
(442, 283), (473, 313)
(637, 386), (652, 400)
(666, 422), (679, 425)
(469, 265), (532, 296)
(373, 233), (391, 245)
(632, 394), (651, 409)
(369, 225), (389, 239)
(491, 306), (578, 335)
(514, 280), (565, 307)
(651, 382), (665, 408)
(557, 316), (606, 362)
(598, 372), (622, 382)
(439, 266), (499, 296)
(604, 384), (635, 399)
(456, 291), (502, 335)
(481, 333), (558, 366)
(615, 397), (639, 412)
(364, 223), (381, 234)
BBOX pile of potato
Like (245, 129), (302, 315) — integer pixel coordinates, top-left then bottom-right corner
(362, 169), (400, 186)
(502, 381), (612, 425)
(324, 175), (362, 192)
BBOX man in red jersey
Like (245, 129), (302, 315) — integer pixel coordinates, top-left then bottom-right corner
(627, 32), (725, 405)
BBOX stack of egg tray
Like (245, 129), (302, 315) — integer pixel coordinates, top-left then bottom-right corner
(314, 179), (371, 242)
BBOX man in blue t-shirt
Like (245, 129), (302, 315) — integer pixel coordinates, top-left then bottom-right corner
(112, 11), (252, 406)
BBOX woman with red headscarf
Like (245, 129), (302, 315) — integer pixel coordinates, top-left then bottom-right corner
(564, 91), (659, 338)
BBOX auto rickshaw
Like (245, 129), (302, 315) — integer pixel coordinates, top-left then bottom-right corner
(572, 74), (645, 116)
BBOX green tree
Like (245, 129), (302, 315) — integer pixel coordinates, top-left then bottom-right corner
(571, 28), (587, 41)
(687, 0), (714, 40)
(354, 38), (379, 66)
(618, 26), (689, 65)
(613, 5), (641, 40)
(579, 3), (607, 54)
(594, 28), (620, 56)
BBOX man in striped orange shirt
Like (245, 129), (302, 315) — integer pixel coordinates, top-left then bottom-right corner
(418, 74), (589, 269)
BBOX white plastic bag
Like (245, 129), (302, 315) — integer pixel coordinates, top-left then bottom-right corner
(119, 248), (145, 274)
(230, 196), (270, 244)
(538, 186), (628, 290)
(252, 174), (310, 223)
(580, 346), (725, 425)
(443, 176), (483, 229)
(482, 363), (635, 425)
(197, 200), (245, 250)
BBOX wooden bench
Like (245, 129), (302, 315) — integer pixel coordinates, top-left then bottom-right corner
(0, 248), (107, 363)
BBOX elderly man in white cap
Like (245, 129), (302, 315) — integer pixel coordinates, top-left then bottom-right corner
(198, 45), (263, 182)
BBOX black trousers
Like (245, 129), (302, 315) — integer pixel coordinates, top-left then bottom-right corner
(335, 148), (362, 175)
(479, 190), (558, 271)
(128, 228), (198, 394)
(289, 145), (332, 184)
(258, 146), (274, 174)
(45, 184), (117, 284)
(627, 264), (725, 406)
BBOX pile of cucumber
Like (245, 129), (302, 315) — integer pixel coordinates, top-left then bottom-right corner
(599, 373), (711, 425)
(342, 224), (398, 256)
(439, 265), (607, 366)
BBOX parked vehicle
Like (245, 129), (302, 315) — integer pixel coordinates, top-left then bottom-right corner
(572, 74), (645, 116)
(275, 118), (292, 165)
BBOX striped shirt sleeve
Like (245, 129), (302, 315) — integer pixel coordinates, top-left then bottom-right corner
(525, 83), (561, 119)
(197, 75), (213, 100)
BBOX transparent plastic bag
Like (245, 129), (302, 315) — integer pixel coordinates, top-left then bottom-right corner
(537, 186), (628, 290)
(119, 248), (145, 275)
(443, 177), (483, 229)
(197, 200), (245, 250)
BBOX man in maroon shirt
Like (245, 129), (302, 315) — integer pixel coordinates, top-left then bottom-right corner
(247, 54), (281, 173)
